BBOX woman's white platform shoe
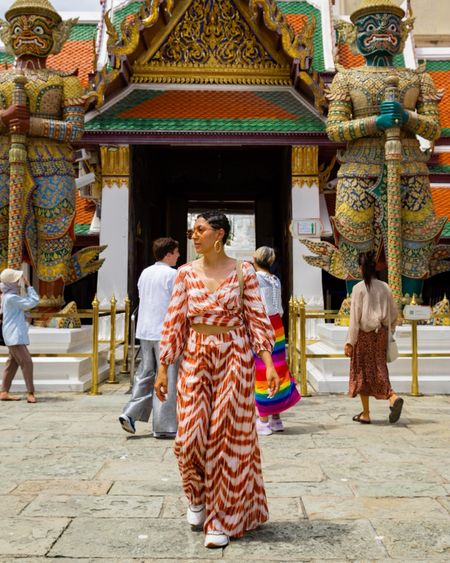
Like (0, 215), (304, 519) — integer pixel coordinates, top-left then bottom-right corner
(186, 504), (206, 528)
(204, 531), (230, 548)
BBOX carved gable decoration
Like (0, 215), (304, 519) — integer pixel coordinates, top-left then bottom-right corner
(132, 0), (291, 85)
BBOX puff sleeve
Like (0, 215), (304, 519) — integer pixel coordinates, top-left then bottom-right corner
(159, 266), (189, 364)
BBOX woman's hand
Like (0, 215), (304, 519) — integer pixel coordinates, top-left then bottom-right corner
(155, 365), (168, 402)
(266, 366), (280, 398)
(344, 343), (353, 358)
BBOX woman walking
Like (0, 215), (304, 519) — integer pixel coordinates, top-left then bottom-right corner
(155, 211), (279, 548)
(344, 252), (404, 424)
(0, 269), (39, 403)
(253, 246), (301, 435)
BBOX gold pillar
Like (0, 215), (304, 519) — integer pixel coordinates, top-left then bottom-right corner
(291, 145), (319, 188)
(100, 145), (130, 189)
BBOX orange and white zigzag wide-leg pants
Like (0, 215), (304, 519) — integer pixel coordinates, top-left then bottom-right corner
(174, 326), (268, 538)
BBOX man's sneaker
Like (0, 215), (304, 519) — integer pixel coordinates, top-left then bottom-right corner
(187, 504), (206, 528)
(119, 414), (136, 434)
(204, 531), (230, 548)
(256, 419), (272, 436)
(269, 416), (284, 432)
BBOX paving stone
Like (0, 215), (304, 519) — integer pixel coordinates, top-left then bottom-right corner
(265, 480), (354, 498)
(98, 459), (180, 484)
(302, 496), (450, 520)
(0, 559), (224, 563)
(259, 433), (316, 451)
(0, 430), (40, 446)
(0, 452), (104, 480)
(13, 480), (112, 496)
(23, 494), (164, 518)
(351, 480), (448, 498)
(0, 480), (17, 494)
(160, 495), (188, 518)
(66, 420), (131, 434)
(358, 445), (450, 465)
(262, 461), (325, 483)
(372, 519), (450, 559)
(433, 465), (450, 483)
(225, 519), (387, 560)
(267, 496), (305, 520)
(21, 411), (104, 422)
(49, 518), (222, 559)
(109, 478), (184, 496)
(311, 432), (399, 449)
(0, 494), (33, 516)
(291, 447), (366, 465)
(438, 497), (450, 515)
(321, 461), (443, 483)
(0, 517), (69, 556)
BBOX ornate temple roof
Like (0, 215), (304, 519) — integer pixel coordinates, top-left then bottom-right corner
(90, 0), (327, 115)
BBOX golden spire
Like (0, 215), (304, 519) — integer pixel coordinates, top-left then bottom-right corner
(5, 0), (62, 23)
(350, 0), (405, 23)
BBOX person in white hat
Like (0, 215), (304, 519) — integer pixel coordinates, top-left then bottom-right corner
(0, 269), (39, 402)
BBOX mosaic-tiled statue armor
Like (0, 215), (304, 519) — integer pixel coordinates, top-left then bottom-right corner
(0, 0), (103, 308)
(303, 0), (449, 297)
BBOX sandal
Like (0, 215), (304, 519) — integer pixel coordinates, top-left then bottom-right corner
(389, 397), (404, 423)
(352, 412), (371, 424)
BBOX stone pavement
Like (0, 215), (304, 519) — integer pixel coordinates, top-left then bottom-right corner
(0, 378), (449, 562)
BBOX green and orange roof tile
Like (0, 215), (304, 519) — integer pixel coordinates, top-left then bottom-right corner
(85, 88), (325, 134)
(74, 192), (96, 236)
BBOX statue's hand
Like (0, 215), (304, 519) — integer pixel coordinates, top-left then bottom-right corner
(1, 105), (30, 134)
(376, 100), (409, 130)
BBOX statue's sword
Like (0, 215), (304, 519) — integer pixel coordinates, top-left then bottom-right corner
(384, 74), (403, 305)
(8, 74), (28, 269)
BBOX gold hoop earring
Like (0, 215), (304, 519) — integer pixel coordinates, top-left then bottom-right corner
(214, 240), (222, 253)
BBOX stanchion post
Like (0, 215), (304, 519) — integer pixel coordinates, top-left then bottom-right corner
(89, 295), (101, 396)
(293, 298), (299, 382)
(410, 318), (421, 396)
(120, 294), (130, 374)
(288, 297), (293, 373)
(299, 296), (309, 396)
(107, 295), (118, 384)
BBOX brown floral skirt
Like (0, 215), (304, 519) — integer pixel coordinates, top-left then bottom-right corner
(349, 326), (393, 400)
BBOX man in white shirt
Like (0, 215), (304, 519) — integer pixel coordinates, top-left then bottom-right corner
(119, 238), (180, 437)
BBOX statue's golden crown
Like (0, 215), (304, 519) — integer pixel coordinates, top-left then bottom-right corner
(350, 0), (405, 23)
(5, 0), (61, 23)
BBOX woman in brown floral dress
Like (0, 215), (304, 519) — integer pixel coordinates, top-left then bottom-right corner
(344, 252), (404, 424)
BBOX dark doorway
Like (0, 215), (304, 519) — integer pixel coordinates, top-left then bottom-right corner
(130, 146), (292, 312)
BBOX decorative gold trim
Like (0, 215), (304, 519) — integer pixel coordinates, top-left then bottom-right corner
(132, 62), (291, 85)
(292, 145), (319, 176)
(247, 0), (315, 67)
(85, 65), (120, 110)
(100, 145), (130, 189)
(292, 145), (319, 188)
(105, 0), (175, 67)
(299, 70), (327, 112)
